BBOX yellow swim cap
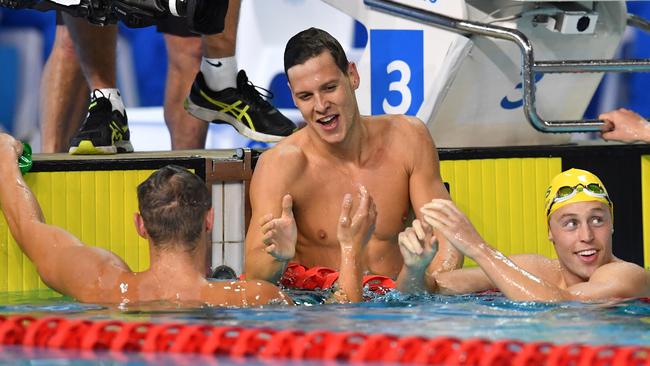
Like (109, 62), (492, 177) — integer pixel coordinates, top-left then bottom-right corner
(545, 168), (613, 220)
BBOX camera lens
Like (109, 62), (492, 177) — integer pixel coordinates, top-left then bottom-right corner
(577, 16), (591, 32)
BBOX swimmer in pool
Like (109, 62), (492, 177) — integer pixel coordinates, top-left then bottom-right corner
(0, 133), (374, 304)
(244, 27), (462, 287)
(599, 108), (650, 143)
(398, 168), (650, 301)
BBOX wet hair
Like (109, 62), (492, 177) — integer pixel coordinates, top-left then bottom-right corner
(284, 27), (349, 78)
(137, 165), (211, 250)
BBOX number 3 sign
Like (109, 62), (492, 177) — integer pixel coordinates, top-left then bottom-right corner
(370, 29), (424, 116)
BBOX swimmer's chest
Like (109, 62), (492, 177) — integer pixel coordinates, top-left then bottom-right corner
(292, 163), (410, 245)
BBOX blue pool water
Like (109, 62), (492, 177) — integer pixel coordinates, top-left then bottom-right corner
(0, 289), (649, 364)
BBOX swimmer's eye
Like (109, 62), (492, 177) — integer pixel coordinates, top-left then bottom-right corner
(561, 219), (578, 230)
(296, 94), (312, 101)
(590, 216), (604, 226)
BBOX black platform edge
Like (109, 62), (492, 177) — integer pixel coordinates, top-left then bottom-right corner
(31, 157), (208, 180)
(435, 143), (650, 160)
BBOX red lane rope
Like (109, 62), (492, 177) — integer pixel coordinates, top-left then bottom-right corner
(0, 315), (647, 365)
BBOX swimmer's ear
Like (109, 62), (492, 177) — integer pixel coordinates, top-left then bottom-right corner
(205, 207), (215, 232)
(134, 212), (148, 239)
(547, 227), (554, 243)
(347, 62), (360, 89)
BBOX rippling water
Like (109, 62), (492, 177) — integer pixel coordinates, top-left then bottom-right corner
(0, 289), (648, 365)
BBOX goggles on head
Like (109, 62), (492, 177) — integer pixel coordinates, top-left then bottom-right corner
(546, 183), (611, 218)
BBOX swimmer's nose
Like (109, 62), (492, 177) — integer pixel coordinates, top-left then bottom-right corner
(579, 223), (594, 243)
(314, 93), (329, 113)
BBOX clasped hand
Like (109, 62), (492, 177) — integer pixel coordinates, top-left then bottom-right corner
(337, 185), (377, 253)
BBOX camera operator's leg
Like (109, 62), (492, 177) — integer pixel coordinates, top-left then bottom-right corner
(63, 15), (133, 154)
(40, 21), (89, 153)
(185, 0), (295, 142)
(163, 33), (207, 149)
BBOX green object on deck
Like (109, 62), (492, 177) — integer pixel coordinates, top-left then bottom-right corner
(18, 142), (32, 174)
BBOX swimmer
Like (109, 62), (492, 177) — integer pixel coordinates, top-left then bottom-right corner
(599, 108), (650, 143)
(245, 27), (462, 288)
(399, 168), (650, 302)
(0, 133), (373, 305)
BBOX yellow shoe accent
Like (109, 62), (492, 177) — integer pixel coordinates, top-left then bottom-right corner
(69, 140), (117, 155)
(198, 90), (256, 132)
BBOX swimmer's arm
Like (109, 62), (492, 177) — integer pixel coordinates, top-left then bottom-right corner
(0, 144), (129, 299)
(335, 188), (377, 303)
(395, 220), (437, 294)
(404, 117), (463, 275)
(462, 247), (573, 301)
(599, 109), (650, 143)
(432, 267), (494, 294)
(421, 200), (568, 301)
(205, 280), (294, 307)
(244, 148), (302, 283)
(566, 262), (650, 301)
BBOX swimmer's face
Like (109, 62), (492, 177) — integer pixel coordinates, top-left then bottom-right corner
(548, 201), (614, 284)
(287, 51), (360, 144)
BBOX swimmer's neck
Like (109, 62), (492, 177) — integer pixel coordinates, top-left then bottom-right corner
(309, 116), (369, 164)
(147, 240), (210, 278)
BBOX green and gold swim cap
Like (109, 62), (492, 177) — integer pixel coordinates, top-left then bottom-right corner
(544, 168), (613, 220)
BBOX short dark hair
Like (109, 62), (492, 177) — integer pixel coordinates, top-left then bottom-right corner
(284, 27), (349, 78)
(137, 165), (211, 250)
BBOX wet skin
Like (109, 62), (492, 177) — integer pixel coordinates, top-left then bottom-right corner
(404, 199), (650, 302)
(245, 51), (458, 283)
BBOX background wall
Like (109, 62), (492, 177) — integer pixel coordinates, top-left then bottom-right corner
(0, 0), (649, 151)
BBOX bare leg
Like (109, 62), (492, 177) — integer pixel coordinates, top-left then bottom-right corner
(62, 14), (117, 90)
(202, 0), (240, 58)
(163, 34), (207, 149)
(40, 25), (89, 153)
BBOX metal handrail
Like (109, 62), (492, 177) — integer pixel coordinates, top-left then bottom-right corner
(364, 0), (650, 133)
(628, 13), (650, 34)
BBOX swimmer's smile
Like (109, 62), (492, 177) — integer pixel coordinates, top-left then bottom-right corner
(576, 248), (599, 263)
(317, 114), (339, 130)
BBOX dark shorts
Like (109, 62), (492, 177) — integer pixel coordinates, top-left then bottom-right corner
(55, 11), (199, 37)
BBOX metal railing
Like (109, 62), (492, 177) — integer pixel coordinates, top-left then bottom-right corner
(364, 0), (650, 133)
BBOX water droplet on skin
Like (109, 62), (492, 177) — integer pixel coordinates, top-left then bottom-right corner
(318, 230), (327, 240)
(120, 283), (128, 294)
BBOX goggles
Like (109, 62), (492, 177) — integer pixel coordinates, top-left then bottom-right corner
(546, 183), (611, 218)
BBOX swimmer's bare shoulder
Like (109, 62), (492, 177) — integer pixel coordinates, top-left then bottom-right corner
(252, 141), (308, 191)
(368, 114), (436, 150)
(586, 260), (650, 298)
(202, 280), (293, 307)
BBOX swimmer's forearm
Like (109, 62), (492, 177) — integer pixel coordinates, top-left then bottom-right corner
(244, 252), (288, 283)
(396, 266), (428, 294)
(471, 244), (568, 301)
(427, 235), (464, 273)
(0, 161), (45, 247)
(338, 247), (363, 302)
(641, 121), (650, 142)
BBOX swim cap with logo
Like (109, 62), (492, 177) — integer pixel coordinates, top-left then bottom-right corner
(544, 168), (613, 221)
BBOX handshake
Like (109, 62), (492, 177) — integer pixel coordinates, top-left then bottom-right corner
(0, 0), (227, 34)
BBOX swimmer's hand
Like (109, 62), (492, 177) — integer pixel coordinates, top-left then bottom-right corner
(337, 186), (377, 252)
(336, 186), (377, 302)
(0, 133), (23, 162)
(260, 194), (297, 261)
(599, 108), (650, 143)
(421, 199), (484, 259)
(398, 219), (438, 270)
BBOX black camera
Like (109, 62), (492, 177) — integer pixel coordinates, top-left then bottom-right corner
(0, 0), (227, 35)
